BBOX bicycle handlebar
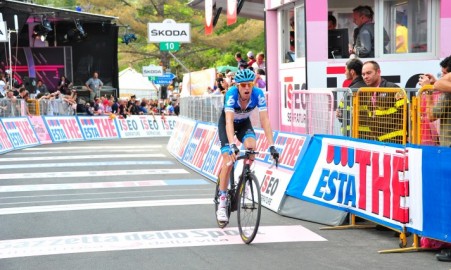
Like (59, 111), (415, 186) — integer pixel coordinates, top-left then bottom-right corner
(229, 149), (279, 168)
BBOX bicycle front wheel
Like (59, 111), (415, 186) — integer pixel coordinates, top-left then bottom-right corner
(237, 173), (261, 244)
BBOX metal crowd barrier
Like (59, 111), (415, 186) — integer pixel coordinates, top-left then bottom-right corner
(179, 95), (262, 128)
(414, 85), (451, 146)
(0, 98), (26, 117)
(38, 98), (75, 116)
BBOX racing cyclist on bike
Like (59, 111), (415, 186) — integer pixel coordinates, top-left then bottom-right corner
(216, 68), (279, 222)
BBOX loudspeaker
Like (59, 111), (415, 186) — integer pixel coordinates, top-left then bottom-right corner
(160, 85), (168, 99)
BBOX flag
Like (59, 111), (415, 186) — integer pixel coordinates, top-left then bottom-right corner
(227, 0), (237, 26)
(205, 0), (213, 35)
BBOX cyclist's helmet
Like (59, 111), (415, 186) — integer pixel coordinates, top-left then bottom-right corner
(234, 69), (255, 83)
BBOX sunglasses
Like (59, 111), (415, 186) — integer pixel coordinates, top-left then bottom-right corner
(238, 82), (254, 88)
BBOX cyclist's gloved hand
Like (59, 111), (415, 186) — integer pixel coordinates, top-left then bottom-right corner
(229, 143), (240, 155)
(269, 145), (279, 160)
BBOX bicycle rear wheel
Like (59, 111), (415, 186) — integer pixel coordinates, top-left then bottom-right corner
(237, 173), (261, 244)
(214, 178), (231, 228)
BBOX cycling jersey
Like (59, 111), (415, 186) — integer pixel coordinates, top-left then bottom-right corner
(223, 86), (267, 122)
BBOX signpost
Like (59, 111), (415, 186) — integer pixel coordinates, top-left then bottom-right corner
(142, 65), (163, 77)
(147, 22), (191, 43)
(160, 42), (180, 51)
(149, 73), (176, 85)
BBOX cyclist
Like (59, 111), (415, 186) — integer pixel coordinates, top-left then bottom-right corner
(216, 68), (279, 222)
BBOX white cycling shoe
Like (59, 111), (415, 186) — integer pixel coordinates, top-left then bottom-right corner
(216, 207), (228, 222)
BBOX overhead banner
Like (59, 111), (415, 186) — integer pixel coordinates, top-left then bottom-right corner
(43, 116), (84, 143)
(286, 135), (423, 232)
(0, 117), (40, 149)
(227, 0), (237, 25)
(115, 115), (176, 138)
(205, 0), (214, 35)
(0, 121), (14, 154)
(77, 116), (119, 140)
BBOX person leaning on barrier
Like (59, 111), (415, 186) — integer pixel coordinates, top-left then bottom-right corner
(336, 58), (367, 136)
(362, 60), (406, 144)
(420, 57), (451, 147)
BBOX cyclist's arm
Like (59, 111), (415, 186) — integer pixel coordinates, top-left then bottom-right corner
(259, 110), (274, 145)
(225, 111), (236, 145)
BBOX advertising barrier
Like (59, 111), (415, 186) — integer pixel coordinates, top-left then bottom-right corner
(29, 116), (53, 144)
(43, 116), (85, 143)
(116, 115), (176, 138)
(0, 117), (40, 149)
(0, 121), (14, 154)
(167, 117), (312, 213)
(77, 116), (119, 140)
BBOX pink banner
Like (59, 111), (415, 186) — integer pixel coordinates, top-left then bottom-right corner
(29, 116), (52, 144)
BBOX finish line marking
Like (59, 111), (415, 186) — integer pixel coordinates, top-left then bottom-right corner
(0, 161), (173, 170)
(0, 198), (212, 215)
(0, 154), (165, 162)
(0, 226), (327, 259)
(0, 169), (189, 180)
(0, 179), (209, 193)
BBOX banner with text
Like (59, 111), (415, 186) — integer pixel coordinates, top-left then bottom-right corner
(0, 117), (40, 149)
(286, 135), (423, 232)
(43, 116), (84, 143)
(77, 116), (119, 140)
(167, 117), (197, 159)
(0, 121), (14, 154)
(116, 115), (176, 138)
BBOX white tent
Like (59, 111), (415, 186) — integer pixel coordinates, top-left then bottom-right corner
(119, 67), (159, 99)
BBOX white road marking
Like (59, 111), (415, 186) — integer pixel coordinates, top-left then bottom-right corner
(0, 154), (165, 162)
(0, 161), (172, 170)
(8, 149), (163, 155)
(0, 169), (188, 180)
(0, 198), (212, 215)
(0, 226), (327, 259)
(21, 145), (162, 150)
(0, 179), (208, 192)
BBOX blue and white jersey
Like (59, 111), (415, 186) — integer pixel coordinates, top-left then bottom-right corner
(223, 86), (267, 122)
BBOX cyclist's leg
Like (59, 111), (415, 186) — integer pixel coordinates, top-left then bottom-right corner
(236, 118), (257, 162)
(217, 111), (233, 193)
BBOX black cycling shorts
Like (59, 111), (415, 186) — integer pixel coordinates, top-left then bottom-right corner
(218, 110), (256, 153)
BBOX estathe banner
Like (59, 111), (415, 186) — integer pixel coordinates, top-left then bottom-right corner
(287, 135), (423, 232)
(0, 121), (14, 154)
(77, 116), (119, 140)
(43, 116), (84, 142)
(167, 117), (196, 159)
(0, 117), (40, 149)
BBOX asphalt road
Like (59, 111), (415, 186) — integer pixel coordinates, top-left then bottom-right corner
(0, 138), (448, 270)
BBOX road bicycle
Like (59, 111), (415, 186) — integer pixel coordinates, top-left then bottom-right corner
(213, 149), (278, 244)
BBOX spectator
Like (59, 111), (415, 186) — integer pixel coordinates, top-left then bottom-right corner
(350, 5), (390, 58)
(328, 14), (337, 30)
(235, 52), (247, 69)
(35, 80), (48, 96)
(247, 51), (256, 67)
(0, 73), (6, 98)
(127, 95), (140, 115)
(362, 60), (404, 143)
(336, 58), (367, 136)
(85, 71), (103, 102)
(395, 12), (408, 53)
(252, 52), (266, 72)
(254, 69), (266, 90)
(215, 72), (226, 93)
(173, 102), (180, 116)
(57, 75), (73, 95)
